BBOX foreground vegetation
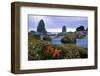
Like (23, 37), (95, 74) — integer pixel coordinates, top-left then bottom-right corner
(28, 32), (87, 60)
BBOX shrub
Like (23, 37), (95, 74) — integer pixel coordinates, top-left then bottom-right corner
(28, 40), (48, 60)
(28, 32), (40, 40)
(33, 34), (40, 39)
(60, 44), (80, 58)
(60, 44), (87, 59)
(43, 35), (51, 41)
(61, 33), (76, 43)
(76, 31), (86, 39)
(78, 48), (88, 58)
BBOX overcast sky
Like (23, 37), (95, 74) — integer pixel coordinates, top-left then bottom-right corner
(28, 15), (88, 32)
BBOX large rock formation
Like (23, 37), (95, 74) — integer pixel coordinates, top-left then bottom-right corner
(37, 19), (47, 34)
(76, 26), (85, 31)
(61, 32), (76, 43)
(62, 26), (66, 32)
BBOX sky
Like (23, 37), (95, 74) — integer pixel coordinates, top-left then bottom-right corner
(28, 15), (88, 32)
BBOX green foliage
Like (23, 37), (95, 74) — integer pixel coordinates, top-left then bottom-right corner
(60, 44), (87, 59)
(45, 44), (87, 59)
(61, 32), (76, 43)
(28, 31), (87, 60)
(28, 32), (40, 40)
(75, 31), (86, 39)
(43, 35), (51, 41)
(78, 48), (88, 58)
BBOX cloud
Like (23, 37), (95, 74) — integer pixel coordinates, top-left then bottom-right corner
(28, 15), (88, 32)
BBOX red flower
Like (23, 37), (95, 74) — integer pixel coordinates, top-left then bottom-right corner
(45, 45), (61, 57)
(52, 49), (61, 57)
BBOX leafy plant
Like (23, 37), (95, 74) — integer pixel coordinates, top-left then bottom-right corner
(43, 35), (51, 41)
(61, 32), (76, 43)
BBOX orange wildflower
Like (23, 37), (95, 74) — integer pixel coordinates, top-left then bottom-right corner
(52, 49), (61, 57)
(45, 45), (62, 57)
(46, 45), (54, 53)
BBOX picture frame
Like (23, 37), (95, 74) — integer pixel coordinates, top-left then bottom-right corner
(11, 2), (98, 74)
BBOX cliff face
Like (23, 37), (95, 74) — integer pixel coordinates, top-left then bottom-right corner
(37, 19), (47, 33)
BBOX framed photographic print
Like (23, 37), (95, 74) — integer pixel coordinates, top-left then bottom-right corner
(11, 2), (98, 74)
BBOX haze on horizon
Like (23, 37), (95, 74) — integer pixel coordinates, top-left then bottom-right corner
(28, 15), (88, 32)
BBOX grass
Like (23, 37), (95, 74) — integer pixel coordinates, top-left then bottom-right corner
(28, 32), (88, 60)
